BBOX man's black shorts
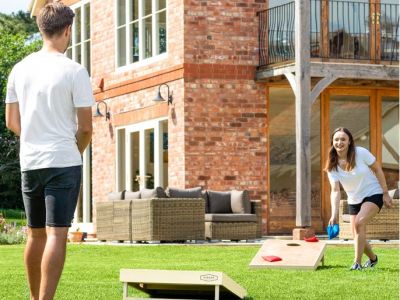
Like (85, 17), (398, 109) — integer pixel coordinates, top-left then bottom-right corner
(348, 194), (384, 215)
(21, 166), (82, 228)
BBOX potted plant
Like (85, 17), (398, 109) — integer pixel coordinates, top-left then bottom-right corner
(68, 227), (83, 243)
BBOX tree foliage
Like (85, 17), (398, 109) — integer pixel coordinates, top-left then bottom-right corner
(0, 12), (42, 209)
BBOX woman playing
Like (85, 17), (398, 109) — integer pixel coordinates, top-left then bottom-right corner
(325, 127), (393, 270)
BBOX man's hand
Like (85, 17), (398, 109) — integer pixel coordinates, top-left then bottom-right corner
(76, 107), (93, 154)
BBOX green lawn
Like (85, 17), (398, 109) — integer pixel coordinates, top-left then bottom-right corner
(0, 244), (398, 299)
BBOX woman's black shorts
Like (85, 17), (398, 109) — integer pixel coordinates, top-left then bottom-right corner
(348, 194), (383, 215)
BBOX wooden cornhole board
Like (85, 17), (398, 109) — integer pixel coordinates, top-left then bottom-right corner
(120, 269), (247, 300)
(249, 240), (326, 270)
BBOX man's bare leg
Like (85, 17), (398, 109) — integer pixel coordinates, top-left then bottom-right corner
(39, 227), (69, 300)
(25, 228), (47, 300)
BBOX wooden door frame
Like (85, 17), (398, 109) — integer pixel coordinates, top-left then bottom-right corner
(321, 87), (398, 226)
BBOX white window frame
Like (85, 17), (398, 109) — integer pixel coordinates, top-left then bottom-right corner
(69, 0), (92, 228)
(116, 117), (168, 191)
(67, 0), (91, 74)
(115, 0), (167, 69)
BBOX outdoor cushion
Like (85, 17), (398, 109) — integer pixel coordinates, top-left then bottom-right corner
(166, 186), (202, 198)
(389, 188), (399, 199)
(202, 190), (209, 213)
(342, 214), (350, 223)
(108, 191), (125, 201)
(205, 213), (257, 222)
(231, 190), (251, 214)
(124, 191), (141, 200)
(140, 187), (167, 199)
(208, 191), (232, 214)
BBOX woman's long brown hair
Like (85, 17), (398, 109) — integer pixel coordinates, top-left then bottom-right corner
(324, 127), (356, 172)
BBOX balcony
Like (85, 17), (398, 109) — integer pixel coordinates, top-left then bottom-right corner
(258, 0), (399, 68)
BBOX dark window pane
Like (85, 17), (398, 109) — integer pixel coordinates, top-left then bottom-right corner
(157, 0), (166, 10)
(85, 41), (91, 75)
(157, 11), (166, 54)
(144, 16), (152, 58)
(75, 7), (81, 43)
(117, 0), (126, 27)
(144, 0), (152, 16)
(131, 22), (139, 62)
(118, 27), (126, 66)
(132, 0), (139, 21)
(84, 4), (90, 40)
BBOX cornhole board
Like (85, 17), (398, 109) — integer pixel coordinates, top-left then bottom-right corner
(249, 240), (326, 270)
(120, 269), (247, 300)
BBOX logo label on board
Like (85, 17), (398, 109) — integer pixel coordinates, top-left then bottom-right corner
(200, 274), (218, 281)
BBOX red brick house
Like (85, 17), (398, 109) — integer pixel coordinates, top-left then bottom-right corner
(30, 0), (399, 235)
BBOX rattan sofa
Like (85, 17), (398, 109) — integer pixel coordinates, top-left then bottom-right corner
(131, 198), (205, 242)
(338, 190), (399, 240)
(97, 199), (132, 242)
(96, 189), (205, 242)
(205, 200), (262, 241)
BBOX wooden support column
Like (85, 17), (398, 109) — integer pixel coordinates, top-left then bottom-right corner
(321, 0), (329, 60)
(295, 0), (311, 228)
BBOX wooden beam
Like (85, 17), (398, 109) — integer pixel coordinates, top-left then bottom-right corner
(311, 75), (338, 104)
(284, 72), (297, 98)
(310, 62), (399, 80)
(295, 0), (311, 227)
(256, 62), (399, 81)
(256, 64), (295, 81)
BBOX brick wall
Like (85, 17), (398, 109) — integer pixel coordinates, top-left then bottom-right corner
(183, 0), (269, 232)
(90, 0), (186, 225)
(88, 0), (270, 233)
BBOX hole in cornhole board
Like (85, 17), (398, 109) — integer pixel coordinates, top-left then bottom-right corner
(249, 240), (326, 270)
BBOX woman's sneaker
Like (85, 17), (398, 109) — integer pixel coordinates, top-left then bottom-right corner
(363, 255), (378, 268)
(350, 262), (362, 270)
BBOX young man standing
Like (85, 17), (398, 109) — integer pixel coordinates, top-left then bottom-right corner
(5, 3), (94, 300)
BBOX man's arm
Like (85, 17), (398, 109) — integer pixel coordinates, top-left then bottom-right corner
(5, 103), (21, 136)
(76, 107), (93, 154)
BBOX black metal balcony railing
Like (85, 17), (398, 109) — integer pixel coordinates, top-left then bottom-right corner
(258, 0), (399, 67)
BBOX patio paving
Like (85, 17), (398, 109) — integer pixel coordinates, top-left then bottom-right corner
(80, 235), (399, 247)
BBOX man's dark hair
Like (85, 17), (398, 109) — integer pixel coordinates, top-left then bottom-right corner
(36, 1), (75, 37)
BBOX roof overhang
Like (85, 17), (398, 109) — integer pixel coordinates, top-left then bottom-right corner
(29, 0), (47, 17)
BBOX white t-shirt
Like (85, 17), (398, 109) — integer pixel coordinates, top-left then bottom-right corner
(327, 147), (383, 205)
(5, 50), (95, 171)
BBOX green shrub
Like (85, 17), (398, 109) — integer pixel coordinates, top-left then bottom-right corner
(0, 231), (26, 245)
(0, 208), (25, 219)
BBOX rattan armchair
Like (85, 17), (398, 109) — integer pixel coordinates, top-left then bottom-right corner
(131, 198), (205, 242)
(339, 198), (399, 240)
(205, 200), (262, 241)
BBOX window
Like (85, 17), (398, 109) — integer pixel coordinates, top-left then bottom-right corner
(66, 1), (91, 75)
(116, 0), (167, 67)
(116, 119), (168, 192)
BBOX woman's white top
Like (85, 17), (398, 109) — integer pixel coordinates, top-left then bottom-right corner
(327, 147), (383, 205)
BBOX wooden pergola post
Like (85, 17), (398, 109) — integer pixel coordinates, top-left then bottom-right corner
(294, 0), (311, 229)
